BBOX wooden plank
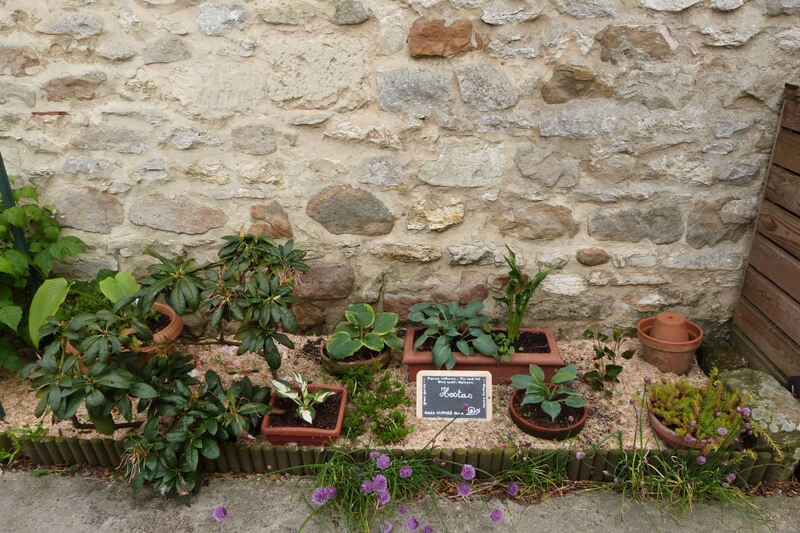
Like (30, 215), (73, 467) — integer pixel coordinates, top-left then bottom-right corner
(748, 233), (800, 302)
(733, 300), (800, 378)
(730, 328), (788, 388)
(765, 165), (800, 217)
(756, 201), (800, 260)
(740, 267), (800, 346)
(772, 128), (800, 175)
(782, 98), (800, 132)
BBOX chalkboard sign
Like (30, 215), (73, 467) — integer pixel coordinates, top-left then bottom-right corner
(415, 371), (492, 421)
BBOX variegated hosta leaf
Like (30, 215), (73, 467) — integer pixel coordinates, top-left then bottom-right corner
(313, 389), (335, 404)
(298, 405), (315, 424)
(271, 379), (298, 400)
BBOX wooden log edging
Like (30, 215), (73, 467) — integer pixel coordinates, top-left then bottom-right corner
(1, 431), (790, 484)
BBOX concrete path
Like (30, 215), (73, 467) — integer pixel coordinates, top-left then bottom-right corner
(0, 470), (798, 533)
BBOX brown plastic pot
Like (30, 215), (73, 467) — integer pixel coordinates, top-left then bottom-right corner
(648, 406), (706, 450)
(260, 384), (347, 446)
(637, 315), (703, 375)
(319, 343), (391, 376)
(402, 327), (563, 384)
(508, 389), (587, 440)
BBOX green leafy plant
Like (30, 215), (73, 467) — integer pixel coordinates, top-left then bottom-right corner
(137, 250), (205, 316)
(122, 370), (269, 497)
(98, 271), (139, 304)
(582, 327), (635, 394)
(490, 330), (515, 363)
(494, 245), (552, 343)
(271, 371), (335, 424)
(0, 421), (47, 468)
(408, 301), (497, 370)
(338, 368), (412, 445)
(0, 184), (84, 370)
(60, 269), (117, 322)
(325, 303), (403, 360)
(511, 364), (588, 421)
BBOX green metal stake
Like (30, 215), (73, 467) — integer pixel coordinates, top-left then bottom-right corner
(0, 151), (31, 258)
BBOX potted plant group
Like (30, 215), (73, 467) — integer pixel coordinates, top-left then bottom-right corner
(647, 371), (753, 452)
(401, 247), (563, 383)
(322, 303), (403, 375)
(509, 364), (588, 440)
(260, 371), (347, 446)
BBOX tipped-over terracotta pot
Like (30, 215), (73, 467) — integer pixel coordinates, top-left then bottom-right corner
(637, 313), (703, 374)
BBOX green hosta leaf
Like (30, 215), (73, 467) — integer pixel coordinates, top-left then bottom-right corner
(298, 406), (315, 424)
(528, 364), (545, 383)
(362, 333), (384, 352)
(431, 336), (452, 369)
(541, 400), (561, 421)
(345, 303), (374, 328)
(382, 333), (403, 351)
(371, 312), (397, 335)
(551, 365), (577, 385)
(510, 374), (533, 389)
(28, 278), (69, 347)
(98, 272), (139, 304)
(472, 334), (497, 356)
(0, 302), (22, 331)
(456, 339), (470, 355)
(325, 331), (362, 360)
(564, 395), (588, 408)
(522, 391), (545, 405)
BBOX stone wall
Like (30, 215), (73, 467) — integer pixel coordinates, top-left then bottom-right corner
(1, 0), (799, 337)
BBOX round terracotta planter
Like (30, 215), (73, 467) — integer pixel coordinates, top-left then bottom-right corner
(648, 407), (706, 450)
(637, 314), (703, 375)
(319, 343), (391, 375)
(508, 389), (588, 441)
(67, 302), (183, 359)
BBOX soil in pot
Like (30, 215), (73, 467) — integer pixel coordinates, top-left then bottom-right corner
(144, 311), (171, 333)
(511, 391), (584, 429)
(267, 392), (343, 430)
(413, 330), (550, 353)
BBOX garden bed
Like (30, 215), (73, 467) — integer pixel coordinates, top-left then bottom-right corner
(1, 334), (708, 450)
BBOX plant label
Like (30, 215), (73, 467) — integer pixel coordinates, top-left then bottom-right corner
(415, 370), (492, 421)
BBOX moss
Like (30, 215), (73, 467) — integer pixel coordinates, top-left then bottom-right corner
(696, 337), (746, 375)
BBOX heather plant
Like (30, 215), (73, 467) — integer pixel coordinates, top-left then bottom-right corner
(494, 245), (552, 343)
(408, 301), (497, 369)
(581, 327), (635, 395)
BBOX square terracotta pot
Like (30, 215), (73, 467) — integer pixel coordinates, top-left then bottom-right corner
(402, 327), (563, 384)
(260, 384), (347, 446)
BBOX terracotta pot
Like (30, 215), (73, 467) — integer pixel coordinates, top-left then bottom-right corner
(320, 343), (391, 376)
(648, 406), (706, 450)
(402, 327), (563, 384)
(67, 303), (183, 370)
(637, 315), (703, 375)
(649, 312), (690, 342)
(260, 384), (347, 446)
(508, 389), (587, 440)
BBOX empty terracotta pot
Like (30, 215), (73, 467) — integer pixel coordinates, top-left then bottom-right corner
(649, 312), (690, 342)
(637, 313), (703, 375)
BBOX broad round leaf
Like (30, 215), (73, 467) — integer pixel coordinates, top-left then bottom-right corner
(28, 278), (69, 347)
(371, 312), (398, 335)
(345, 303), (374, 328)
(325, 331), (362, 360)
(362, 332), (384, 352)
(541, 400), (561, 421)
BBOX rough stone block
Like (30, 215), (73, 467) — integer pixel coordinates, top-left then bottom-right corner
(294, 263), (354, 300)
(408, 19), (482, 57)
(306, 185), (394, 236)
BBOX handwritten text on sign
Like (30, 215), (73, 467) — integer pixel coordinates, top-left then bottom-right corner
(415, 371), (492, 421)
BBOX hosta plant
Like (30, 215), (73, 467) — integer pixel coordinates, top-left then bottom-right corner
(494, 245), (552, 343)
(271, 371), (335, 425)
(408, 301), (498, 370)
(582, 327), (635, 395)
(325, 303), (403, 360)
(511, 364), (588, 422)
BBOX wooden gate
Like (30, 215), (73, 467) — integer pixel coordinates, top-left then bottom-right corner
(731, 83), (800, 385)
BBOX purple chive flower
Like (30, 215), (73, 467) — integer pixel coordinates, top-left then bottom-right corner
(400, 465), (413, 478)
(715, 411), (721, 418)
(741, 407), (751, 417)
(644, 376), (652, 383)
(726, 473), (736, 482)
(718, 427), (728, 436)
(399, 507), (408, 516)
(383, 523), (393, 533)
(685, 434), (694, 443)
(745, 423), (751, 429)
(576, 451), (585, 460)
(461, 403), (469, 412)
(422, 526), (433, 533)
(312, 486), (336, 505)
(722, 482), (730, 488)
(373, 474), (388, 492)
(213, 506), (227, 522)
(689, 421), (696, 427)
(458, 483), (472, 497)
(377, 490), (391, 506)
(568, 415), (574, 423)
(460, 464), (476, 480)
(697, 456), (707, 465)
(506, 483), (519, 496)
(602, 470), (610, 478)
(370, 451), (381, 459)
(361, 480), (375, 493)
(407, 517), (419, 531)
(377, 455), (391, 470)
(490, 509), (503, 523)
(613, 478), (619, 483)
